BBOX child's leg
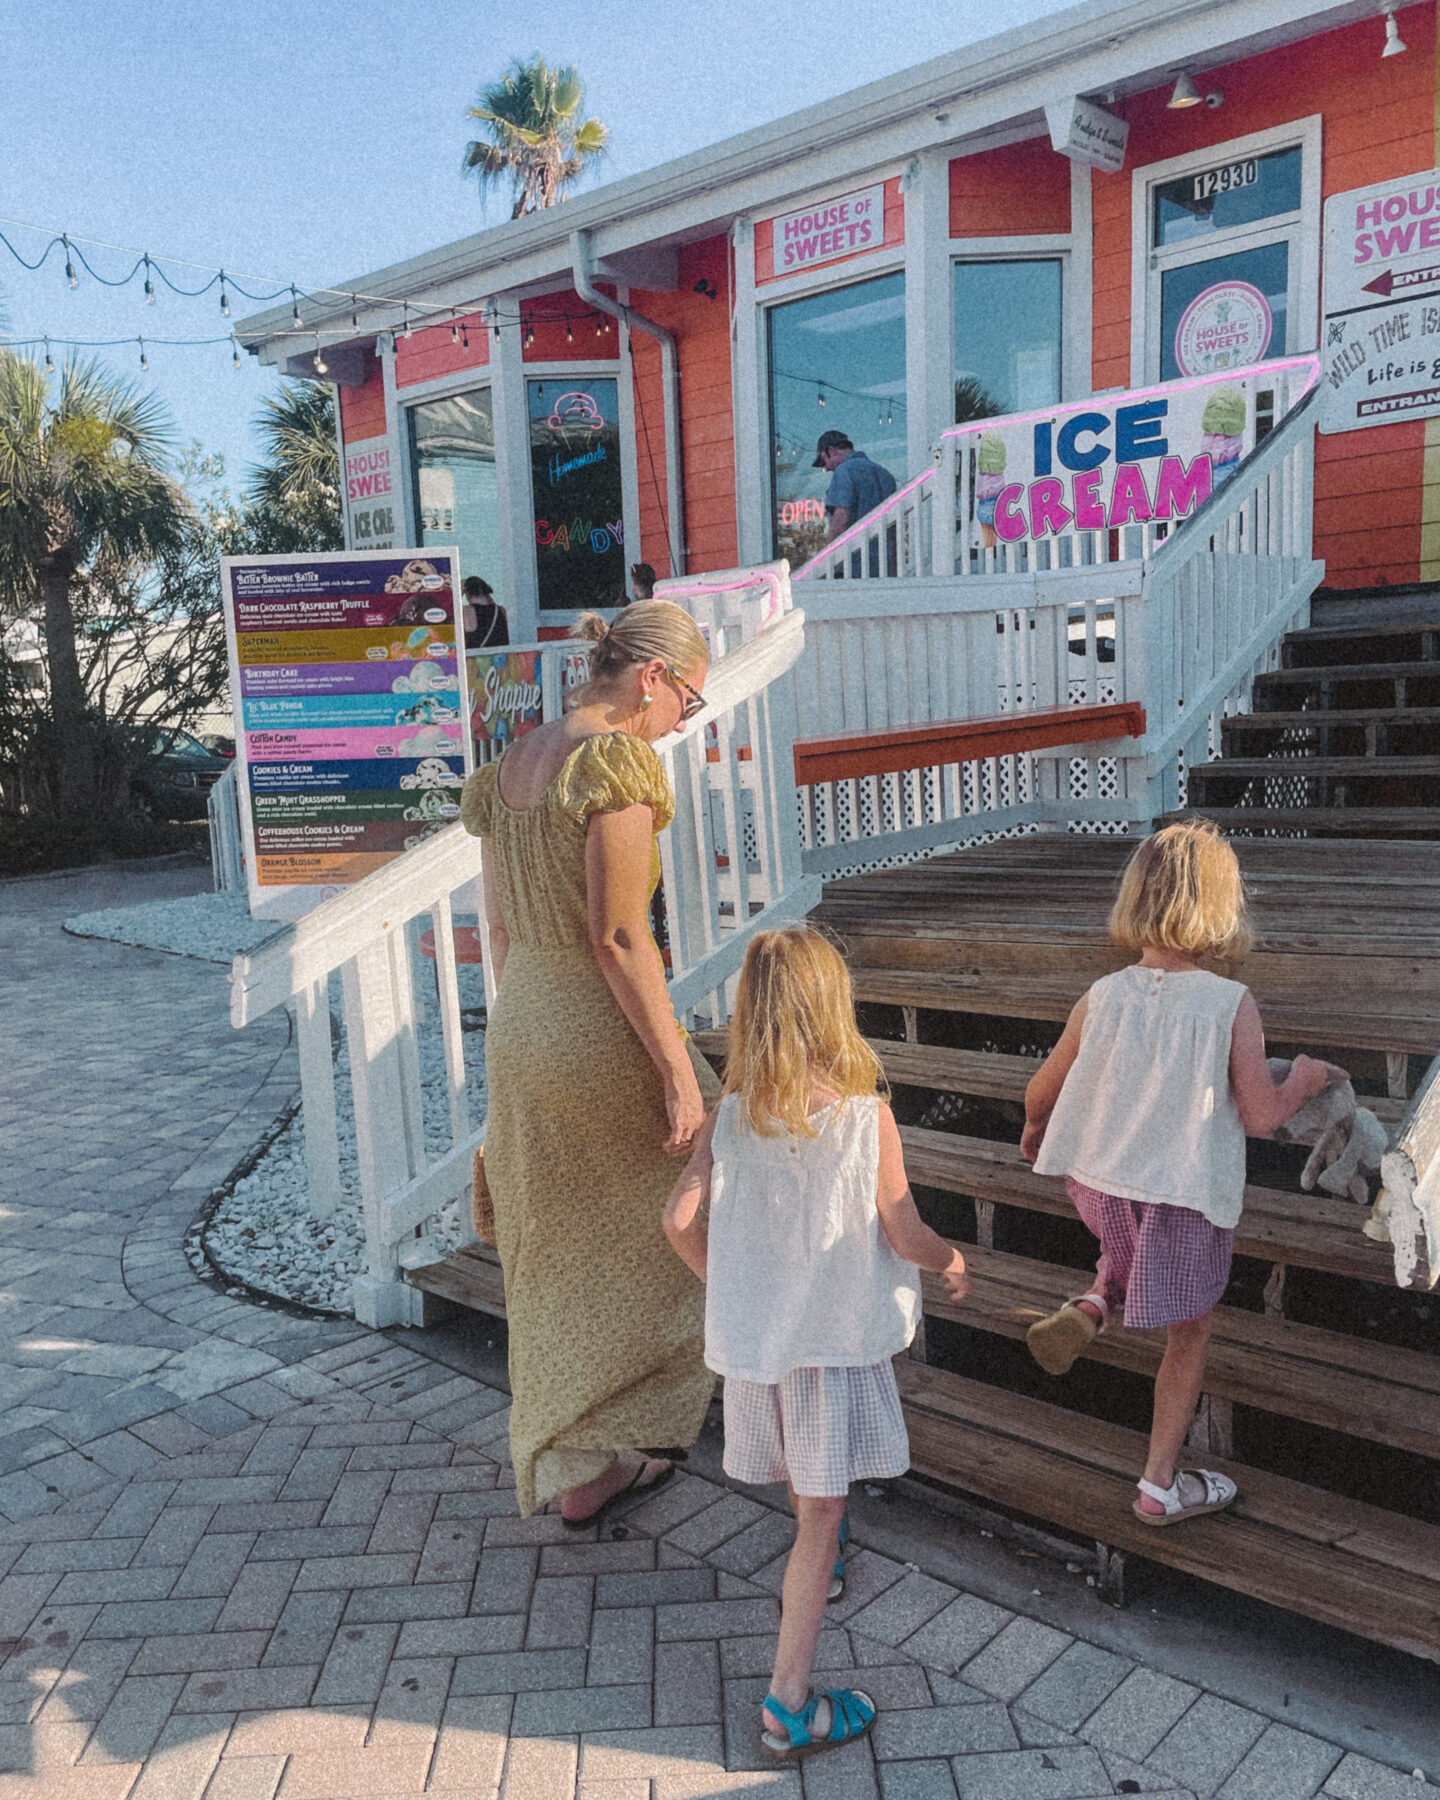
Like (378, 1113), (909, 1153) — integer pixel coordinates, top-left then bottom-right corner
(763, 1492), (846, 1736)
(1136, 1310), (1216, 1515)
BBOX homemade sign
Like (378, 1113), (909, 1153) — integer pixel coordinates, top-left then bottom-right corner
(344, 440), (396, 548)
(222, 548), (469, 920)
(528, 379), (625, 610)
(1321, 168), (1440, 433)
(768, 185), (886, 275)
(948, 359), (1316, 549)
(1044, 97), (1129, 175)
(1173, 280), (1273, 377)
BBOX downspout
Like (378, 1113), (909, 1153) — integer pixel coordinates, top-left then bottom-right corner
(571, 229), (686, 578)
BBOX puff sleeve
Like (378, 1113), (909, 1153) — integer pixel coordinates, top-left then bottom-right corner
(556, 733), (675, 832)
(459, 761), (500, 838)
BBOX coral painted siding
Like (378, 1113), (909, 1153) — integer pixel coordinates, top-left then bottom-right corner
(754, 178), (904, 285)
(394, 313), (490, 388)
(338, 349), (386, 440)
(1089, 5), (1435, 587)
(949, 138), (1071, 237)
(629, 236), (738, 577)
(522, 289), (622, 363)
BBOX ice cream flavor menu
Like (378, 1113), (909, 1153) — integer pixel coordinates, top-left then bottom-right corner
(220, 548), (470, 921)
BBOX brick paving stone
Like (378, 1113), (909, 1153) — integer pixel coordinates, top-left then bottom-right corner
(502, 1732), (580, 1800)
(799, 1733), (881, 1800)
(94, 1484), (177, 1540)
(655, 1638), (722, 1726)
(948, 1745), (1113, 1799)
(130, 1630), (270, 1677)
(587, 1607), (654, 1687)
(276, 1449), (351, 1504)
(825, 1553), (908, 1626)
(318, 1472), (392, 1528)
(91, 1598), (224, 1639)
(291, 1551), (417, 1591)
(1083, 1669), (1200, 1763)
(617, 1473), (725, 1538)
(81, 1671), (187, 1763)
(1325, 1752), (1438, 1799)
(50, 1566), (180, 1604)
(899, 1598), (1011, 1678)
(956, 1618), (1069, 1702)
(126, 1711), (229, 1800)
(133, 1507), (216, 1570)
(485, 1511), (585, 1545)
(367, 1653), (452, 1748)
(1216, 1723), (1343, 1800)
(433, 1487), (520, 1523)
(578, 1724), (727, 1782)
(538, 1539), (656, 1578)
(1147, 1693), (1267, 1794)
(595, 1567), (715, 1609)
(225, 1706), (370, 1756)
(1008, 1709), (1084, 1752)
(201, 1753), (287, 1800)
(14, 1535), (143, 1573)
(215, 1561), (298, 1632)
(668, 1494), (770, 1558)
(249, 1525), (371, 1562)
(657, 1598), (780, 1641)
(471, 1545), (539, 1614)
(708, 1514), (795, 1580)
(877, 1758), (958, 1800)
(1016, 1641), (1131, 1733)
(513, 1683), (653, 1735)
(176, 1664), (319, 1714)
(414, 1518), (486, 1586)
(393, 1614), (527, 1659)
(173, 1532), (257, 1600)
(828, 1668), (932, 1713)
(427, 1692), (512, 1791)
(846, 1575), (957, 1649)
(871, 1707), (1018, 1760)
(525, 1575), (594, 1649)
(365, 1493), (438, 1555)
(34, 1635), (140, 1721)
(341, 1580), (472, 1625)
(206, 1503), (323, 1536)
(274, 1739), (436, 1797)
(311, 1619), (399, 1705)
(343, 1441), (449, 1473)
(451, 1646), (588, 1695)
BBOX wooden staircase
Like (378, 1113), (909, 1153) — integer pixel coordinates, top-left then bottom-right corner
(1182, 585), (1440, 837)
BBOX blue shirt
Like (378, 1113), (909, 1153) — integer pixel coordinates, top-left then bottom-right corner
(824, 451), (898, 524)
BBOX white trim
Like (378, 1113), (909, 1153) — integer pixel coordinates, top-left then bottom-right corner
(615, 290), (645, 584)
(392, 362), (497, 407)
(1067, 161), (1094, 401)
(752, 238), (907, 306)
(908, 150), (955, 472)
(946, 232), (1072, 254)
(732, 218), (769, 567)
(1128, 113), (1323, 384)
(378, 337), (412, 549)
(489, 305), (536, 642)
(950, 245), (1070, 419)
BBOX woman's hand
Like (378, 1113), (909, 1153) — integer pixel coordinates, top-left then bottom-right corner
(663, 1065), (707, 1155)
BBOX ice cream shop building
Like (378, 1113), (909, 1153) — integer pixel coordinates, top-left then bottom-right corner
(233, 0), (1440, 1669)
(243, 0), (1440, 625)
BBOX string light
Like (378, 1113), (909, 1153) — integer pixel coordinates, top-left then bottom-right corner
(219, 274), (230, 317)
(290, 286), (302, 328)
(62, 235), (77, 288)
(566, 321), (573, 344)
(43, 337), (53, 372)
(138, 338), (148, 371)
(231, 334), (241, 369)
(525, 319), (535, 348)
(142, 255), (155, 304)
(313, 335), (328, 375)
(817, 385), (826, 408)
(451, 322), (460, 344)
(460, 323), (469, 349)
(351, 296), (359, 331)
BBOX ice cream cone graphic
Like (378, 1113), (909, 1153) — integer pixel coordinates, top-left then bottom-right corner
(1200, 386), (1246, 489)
(976, 431), (1007, 549)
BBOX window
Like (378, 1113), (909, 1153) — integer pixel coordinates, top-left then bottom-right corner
(953, 260), (1063, 421)
(408, 390), (502, 595)
(767, 270), (906, 569)
(527, 377), (626, 612)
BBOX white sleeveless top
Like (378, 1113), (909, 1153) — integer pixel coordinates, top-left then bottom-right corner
(1033, 965), (1248, 1227)
(704, 1093), (922, 1383)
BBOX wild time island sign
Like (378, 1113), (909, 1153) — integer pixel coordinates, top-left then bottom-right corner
(221, 547), (471, 920)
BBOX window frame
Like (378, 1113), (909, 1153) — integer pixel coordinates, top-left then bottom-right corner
(950, 250), (1068, 424)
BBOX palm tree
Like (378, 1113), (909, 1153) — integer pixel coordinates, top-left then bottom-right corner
(242, 380), (343, 551)
(462, 57), (608, 218)
(0, 352), (187, 810)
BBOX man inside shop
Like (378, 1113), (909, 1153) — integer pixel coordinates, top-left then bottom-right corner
(814, 430), (897, 541)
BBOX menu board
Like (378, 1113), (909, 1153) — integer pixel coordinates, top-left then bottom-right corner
(221, 548), (470, 920)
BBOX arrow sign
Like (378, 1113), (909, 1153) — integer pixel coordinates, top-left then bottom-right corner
(1362, 264), (1440, 297)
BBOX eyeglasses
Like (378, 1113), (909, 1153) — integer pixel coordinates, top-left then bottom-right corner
(665, 665), (707, 721)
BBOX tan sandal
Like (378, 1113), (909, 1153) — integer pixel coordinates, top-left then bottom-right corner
(1026, 1296), (1104, 1375)
(1133, 1469), (1238, 1526)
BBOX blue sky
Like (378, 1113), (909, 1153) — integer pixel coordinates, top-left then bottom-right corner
(3, 0), (1072, 493)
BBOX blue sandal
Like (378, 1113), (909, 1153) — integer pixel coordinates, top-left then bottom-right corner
(827, 1511), (850, 1603)
(761, 1687), (876, 1758)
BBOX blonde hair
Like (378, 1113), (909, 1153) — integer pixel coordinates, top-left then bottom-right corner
(573, 599), (708, 687)
(1109, 819), (1253, 961)
(724, 929), (886, 1138)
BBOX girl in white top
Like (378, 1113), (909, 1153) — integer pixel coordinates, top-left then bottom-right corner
(664, 928), (966, 1760)
(1023, 820), (1338, 1525)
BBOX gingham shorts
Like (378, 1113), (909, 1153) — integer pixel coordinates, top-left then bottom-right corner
(721, 1361), (911, 1497)
(1067, 1178), (1233, 1330)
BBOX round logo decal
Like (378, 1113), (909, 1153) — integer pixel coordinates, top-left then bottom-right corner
(1174, 280), (1273, 376)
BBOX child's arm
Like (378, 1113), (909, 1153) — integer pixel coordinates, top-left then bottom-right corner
(1229, 993), (1340, 1137)
(1020, 994), (1088, 1163)
(662, 1109), (719, 1281)
(875, 1103), (969, 1300)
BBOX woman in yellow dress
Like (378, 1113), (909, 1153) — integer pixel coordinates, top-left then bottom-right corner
(460, 600), (720, 1521)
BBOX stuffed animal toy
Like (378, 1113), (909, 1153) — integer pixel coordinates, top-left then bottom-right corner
(1267, 1057), (1389, 1205)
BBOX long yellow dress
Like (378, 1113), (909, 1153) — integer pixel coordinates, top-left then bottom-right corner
(460, 732), (720, 1516)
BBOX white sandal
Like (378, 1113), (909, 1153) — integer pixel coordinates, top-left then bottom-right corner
(1134, 1469), (1237, 1527)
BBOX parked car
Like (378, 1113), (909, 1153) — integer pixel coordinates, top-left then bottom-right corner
(130, 729), (232, 820)
(200, 733), (236, 758)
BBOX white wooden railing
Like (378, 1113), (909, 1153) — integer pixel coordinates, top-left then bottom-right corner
(227, 597), (816, 1326)
(208, 763), (245, 893)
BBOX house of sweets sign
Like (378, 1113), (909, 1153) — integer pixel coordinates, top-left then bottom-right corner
(344, 440), (396, 547)
(1322, 168), (1440, 433)
(221, 548), (470, 920)
(953, 360), (1317, 550)
(770, 185), (886, 275)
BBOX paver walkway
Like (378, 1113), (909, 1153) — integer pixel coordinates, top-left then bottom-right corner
(0, 864), (1434, 1800)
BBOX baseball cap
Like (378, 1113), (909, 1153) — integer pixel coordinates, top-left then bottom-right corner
(812, 430), (854, 468)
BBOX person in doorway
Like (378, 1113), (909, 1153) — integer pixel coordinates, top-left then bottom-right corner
(629, 563), (657, 603)
(460, 600), (717, 1523)
(664, 928), (967, 1759)
(461, 575), (509, 650)
(1020, 820), (1342, 1525)
(814, 431), (897, 541)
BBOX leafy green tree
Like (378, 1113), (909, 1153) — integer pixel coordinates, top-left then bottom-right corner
(238, 379), (343, 553)
(0, 351), (188, 810)
(463, 57), (608, 218)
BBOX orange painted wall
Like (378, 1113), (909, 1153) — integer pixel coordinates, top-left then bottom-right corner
(394, 312), (490, 388)
(521, 288), (622, 363)
(338, 349), (386, 441)
(949, 139), (1070, 236)
(629, 236), (738, 577)
(755, 178), (904, 285)
(1090, 3), (1435, 587)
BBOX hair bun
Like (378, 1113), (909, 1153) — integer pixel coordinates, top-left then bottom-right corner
(573, 611), (611, 645)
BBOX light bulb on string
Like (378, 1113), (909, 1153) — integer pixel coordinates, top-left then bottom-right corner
(351, 297), (360, 331)
(291, 287), (302, 329)
(595, 318), (603, 338)
(817, 385), (826, 408)
(451, 323), (460, 344)
(62, 235), (77, 289)
(460, 324), (469, 349)
(219, 274), (230, 318)
(138, 338), (148, 371)
(143, 255), (155, 304)
(313, 336), (328, 376)
(43, 337), (53, 373)
(566, 320), (573, 344)
(525, 320), (535, 348)
(231, 335), (241, 370)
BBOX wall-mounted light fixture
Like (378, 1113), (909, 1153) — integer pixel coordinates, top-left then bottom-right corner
(1167, 71), (1223, 109)
(1382, 9), (1408, 55)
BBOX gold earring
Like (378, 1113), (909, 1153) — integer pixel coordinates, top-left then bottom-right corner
(640, 693), (653, 710)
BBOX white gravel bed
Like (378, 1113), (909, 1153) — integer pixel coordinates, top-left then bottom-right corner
(64, 891), (285, 962)
(205, 1007), (487, 1314)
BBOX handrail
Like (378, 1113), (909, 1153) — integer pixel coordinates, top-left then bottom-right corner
(1377, 1048), (1440, 1289)
(792, 468), (934, 581)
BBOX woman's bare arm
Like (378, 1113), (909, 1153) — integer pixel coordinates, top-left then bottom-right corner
(480, 844), (509, 986)
(1020, 994), (1088, 1162)
(587, 804), (704, 1152)
(874, 1103), (968, 1298)
(663, 1110), (718, 1279)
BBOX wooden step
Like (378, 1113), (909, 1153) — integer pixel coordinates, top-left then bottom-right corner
(847, 962), (1440, 1055)
(406, 1242), (507, 1315)
(895, 1360), (1440, 1664)
(1189, 756), (1440, 781)
(1281, 620), (1440, 668)
(899, 1125), (1395, 1283)
(931, 1242), (1440, 1457)
(1166, 806), (1440, 840)
(1257, 660), (1440, 686)
(1222, 707), (1440, 740)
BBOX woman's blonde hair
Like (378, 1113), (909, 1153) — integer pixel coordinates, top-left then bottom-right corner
(723, 928), (886, 1138)
(1109, 818), (1253, 960)
(573, 599), (709, 687)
